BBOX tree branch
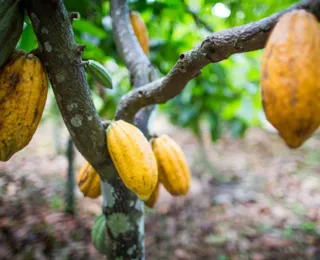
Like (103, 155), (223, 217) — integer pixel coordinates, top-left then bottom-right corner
(116, 0), (320, 122)
(111, 0), (158, 135)
(110, 0), (151, 88)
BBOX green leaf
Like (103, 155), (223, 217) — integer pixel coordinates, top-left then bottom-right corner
(73, 19), (107, 39)
(18, 21), (37, 52)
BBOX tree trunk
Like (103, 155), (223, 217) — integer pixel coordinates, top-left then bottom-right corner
(100, 177), (145, 259)
(25, 0), (146, 258)
(65, 137), (75, 215)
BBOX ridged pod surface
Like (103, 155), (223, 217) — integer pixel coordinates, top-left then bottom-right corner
(130, 11), (150, 55)
(91, 214), (107, 254)
(77, 162), (101, 198)
(107, 120), (158, 200)
(261, 10), (320, 148)
(0, 0), (24, 68)
(0, 51), (48, 161)
(145, 182), (160, 208)
(86, 60), (113, 89)
(152, 135), (191, 196)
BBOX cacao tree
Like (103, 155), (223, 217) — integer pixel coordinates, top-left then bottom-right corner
(1, 0), (320, 259)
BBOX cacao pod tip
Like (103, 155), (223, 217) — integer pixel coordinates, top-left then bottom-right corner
(145, 182), (160, 208)
(138, 194), (150, 201)
(282, 138), (303, 149)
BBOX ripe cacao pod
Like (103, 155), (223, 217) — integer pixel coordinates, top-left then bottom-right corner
(130, 11), (150, 55)
(77, 162), (101, 198)
(151, 135), (191, 196)
(0, 0), (24, 68)
(107, 120), (158, 200)
(261, 10), (320, 148)
(91, 214), (107, 254)
(0, 51), (48, 161)
(145, 182), (160, 208)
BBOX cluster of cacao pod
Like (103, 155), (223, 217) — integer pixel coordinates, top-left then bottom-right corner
(0, 1), (49, 161)
(261, 10), (320, 148)
(77, 10), (159, 203)
(77, 120), (191, 209)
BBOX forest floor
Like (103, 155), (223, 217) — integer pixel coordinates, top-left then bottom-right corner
(0, 115), (319, 260)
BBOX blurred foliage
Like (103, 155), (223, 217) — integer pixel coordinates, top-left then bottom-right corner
(18, 0), (298, 140)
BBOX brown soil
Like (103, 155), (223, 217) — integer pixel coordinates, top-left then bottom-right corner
(0, 116), (319, 260)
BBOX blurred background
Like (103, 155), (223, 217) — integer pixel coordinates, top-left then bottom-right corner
(1, 0), (319, 259)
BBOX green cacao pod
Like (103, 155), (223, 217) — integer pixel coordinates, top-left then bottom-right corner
(85, 60), (113, 89)
(0, 0), (25, 68)
(91, 214), (107, 254)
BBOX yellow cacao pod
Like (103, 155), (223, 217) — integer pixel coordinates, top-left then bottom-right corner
(145, 182), (160, 208)
(0, 51), (48, 161)
(152, 135), (191, 196)
(77, 161), (101, 198)
(130, 11), (150, 55)
(261, 10), (320, 148)
(107, 120), (158, 200)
